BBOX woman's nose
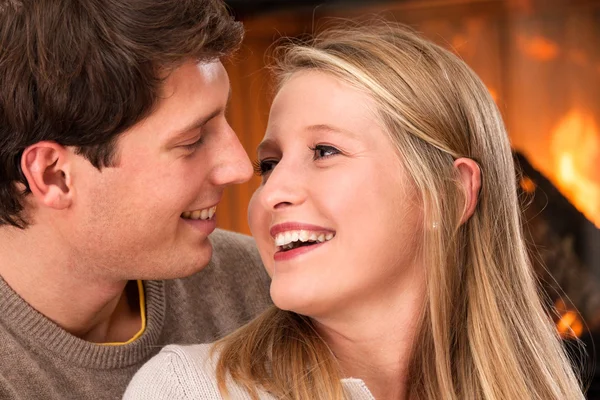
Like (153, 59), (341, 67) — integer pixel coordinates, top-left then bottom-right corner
(259, 161), (306, 211)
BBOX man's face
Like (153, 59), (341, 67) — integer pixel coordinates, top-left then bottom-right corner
(66, 61), (252, 280)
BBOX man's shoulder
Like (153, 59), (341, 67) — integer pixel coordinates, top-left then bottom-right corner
(206, 229), (264, 277)
(160, 229), (271, 341)
(209, 229), (258, 261)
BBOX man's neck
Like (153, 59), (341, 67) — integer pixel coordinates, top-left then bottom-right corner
(0, 226), (141, 343)
(81, 281), (143, 343)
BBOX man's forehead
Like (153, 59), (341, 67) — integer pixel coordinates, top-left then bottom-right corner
(196, 61), (225, 82)
(117, 61), (230, 146)
(161, 60), (226, 94)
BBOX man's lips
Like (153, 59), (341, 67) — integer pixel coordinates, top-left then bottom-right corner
(181, 204), (218, 221)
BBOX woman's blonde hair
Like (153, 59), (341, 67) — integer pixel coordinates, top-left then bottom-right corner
(215, 21), (585, 399)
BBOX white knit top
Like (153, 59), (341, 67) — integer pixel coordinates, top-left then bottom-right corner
(124, 343), (376, 399)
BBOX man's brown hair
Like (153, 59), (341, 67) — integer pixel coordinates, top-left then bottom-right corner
(0, 0), (243, 227)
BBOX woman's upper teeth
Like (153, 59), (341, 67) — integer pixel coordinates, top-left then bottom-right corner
(275, 230), (335, 246)
(181, 206), (216, 220)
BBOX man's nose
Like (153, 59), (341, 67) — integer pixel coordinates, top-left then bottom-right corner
(211, 123), (253, 186)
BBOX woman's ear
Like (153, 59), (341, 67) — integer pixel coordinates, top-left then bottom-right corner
(21, 141), (73, 210)
(454, 157), (481, 225)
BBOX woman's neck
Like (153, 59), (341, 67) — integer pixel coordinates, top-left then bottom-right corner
(313, 284), (425, 400)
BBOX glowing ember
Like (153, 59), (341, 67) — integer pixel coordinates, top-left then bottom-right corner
(554, 299), (584, 339)
(549, 111), (600, 228)
(519, 176), (536, 194)
(556, 310), (584, 338)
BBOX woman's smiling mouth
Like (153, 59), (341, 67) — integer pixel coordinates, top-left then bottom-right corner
(274, 229), (335, 251)
(270, 223), (336, 261)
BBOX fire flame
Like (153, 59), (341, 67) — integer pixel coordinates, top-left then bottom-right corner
(518, 35), (559, 62)
(549, 111), (600, 228)
(487, 87), (498, 103)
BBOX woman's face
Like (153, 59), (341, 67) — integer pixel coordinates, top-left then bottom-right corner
(248, 71), (424, 319)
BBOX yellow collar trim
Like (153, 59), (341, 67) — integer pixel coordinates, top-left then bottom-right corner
(101, 280), (146, 346)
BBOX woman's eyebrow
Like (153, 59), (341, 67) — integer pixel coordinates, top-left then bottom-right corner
(256, 123), (360, 156)
(256, 138), (278, 156)
(305, 123), (360, 140)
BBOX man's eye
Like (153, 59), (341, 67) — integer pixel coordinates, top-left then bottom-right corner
(252, 159), (278, 176)
(181, 137), (204, 152)
(309, 144), (340, 160)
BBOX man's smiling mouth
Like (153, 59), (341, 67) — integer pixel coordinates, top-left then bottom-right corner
(181, 206), (216, 221)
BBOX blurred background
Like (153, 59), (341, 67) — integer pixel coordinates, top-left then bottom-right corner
(219, 0), (600, 396)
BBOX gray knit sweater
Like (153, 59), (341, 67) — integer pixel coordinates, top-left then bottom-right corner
(0, 229), (272, 400)
(124, 343), (376, 399)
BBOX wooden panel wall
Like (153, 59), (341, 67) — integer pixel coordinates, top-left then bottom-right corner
(218, 39), (273, 234)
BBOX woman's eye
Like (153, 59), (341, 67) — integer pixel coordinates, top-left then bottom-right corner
(310, 144), (340, 160)
(252, 159), (278, 176)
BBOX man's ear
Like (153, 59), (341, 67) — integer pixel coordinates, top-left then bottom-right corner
(454, 157), (481, 225)
(20, 141), (73, 210)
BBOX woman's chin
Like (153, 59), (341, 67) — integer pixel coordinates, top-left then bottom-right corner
(270, 285), (333, 318)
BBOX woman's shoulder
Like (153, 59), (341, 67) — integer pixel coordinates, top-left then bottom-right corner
(124, 343), (273, 400)
(125, 343), (376, 400)
(162, 342), (216, 367)
(123, 344), (221, 399)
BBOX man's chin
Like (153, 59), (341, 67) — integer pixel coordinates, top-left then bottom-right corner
(174, 244), (214, 279)
(138, 242), (214, 280)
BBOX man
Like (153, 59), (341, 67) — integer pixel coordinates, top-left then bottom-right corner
(0, 0), (271, 398)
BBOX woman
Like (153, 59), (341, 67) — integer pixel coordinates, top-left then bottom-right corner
(124, 22), (585, 399)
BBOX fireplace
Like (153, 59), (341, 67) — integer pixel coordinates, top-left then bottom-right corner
(516, 150), (599, 392)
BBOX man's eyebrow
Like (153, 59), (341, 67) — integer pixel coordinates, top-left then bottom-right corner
(170, 88), (232, 141)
